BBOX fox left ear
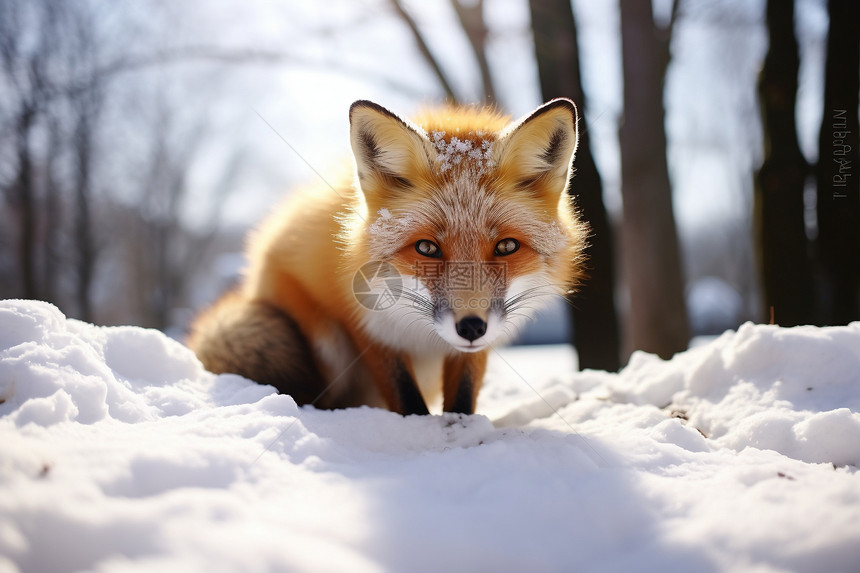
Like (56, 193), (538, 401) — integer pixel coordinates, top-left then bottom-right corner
(349, 100), (433, 199)
(493, 98), (579, 196)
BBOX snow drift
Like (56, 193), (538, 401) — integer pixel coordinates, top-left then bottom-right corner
(1, 299), (858, 572)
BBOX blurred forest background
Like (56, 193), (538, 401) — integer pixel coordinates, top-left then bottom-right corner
(1, 0), (858, 369)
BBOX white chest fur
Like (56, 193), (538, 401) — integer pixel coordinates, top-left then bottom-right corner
(410, 352), (446, 412)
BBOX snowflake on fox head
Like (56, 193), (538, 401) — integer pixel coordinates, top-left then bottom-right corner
(430, 131), (494, 176)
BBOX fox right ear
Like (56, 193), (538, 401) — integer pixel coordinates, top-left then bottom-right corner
(349, 101), (434, 196)
(493, 98), (579, 199)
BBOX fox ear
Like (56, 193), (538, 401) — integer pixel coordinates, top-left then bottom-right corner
(493, 98), (578, 196)
(349, 100), (433, 196)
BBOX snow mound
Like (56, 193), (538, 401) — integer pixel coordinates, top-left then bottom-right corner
(1, 300), (859, 573)
(594, 322), (860, 467)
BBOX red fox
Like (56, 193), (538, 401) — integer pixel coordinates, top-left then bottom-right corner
(188, 99), (587, 415)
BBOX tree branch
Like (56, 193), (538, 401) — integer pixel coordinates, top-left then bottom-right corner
(388, 0), (459, 103)
(657, 0), (681, 74)
(451, 0), (495, 104)
(0, 46), (434, 135)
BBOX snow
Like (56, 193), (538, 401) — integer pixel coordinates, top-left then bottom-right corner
(431, 131), (495, 175)
(1, 299), (859, 573)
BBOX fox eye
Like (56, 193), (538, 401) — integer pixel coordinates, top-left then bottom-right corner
(494, 238), (520, 256)
(415, 239), (442, 258)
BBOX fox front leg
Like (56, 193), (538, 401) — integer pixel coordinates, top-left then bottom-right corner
(442, 351), (488, 415)
(389, 356), (430, 415)
(360, 343), (429, 415)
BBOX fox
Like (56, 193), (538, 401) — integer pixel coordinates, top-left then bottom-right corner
(187, 98), (587, 415)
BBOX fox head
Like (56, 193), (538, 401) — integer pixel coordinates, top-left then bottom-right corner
(346, 99), (587, 354)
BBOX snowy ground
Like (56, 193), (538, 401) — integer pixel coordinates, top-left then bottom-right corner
(1, 299), (859, 573)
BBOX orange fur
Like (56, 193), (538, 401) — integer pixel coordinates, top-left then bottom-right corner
(188, 99), (588, 415)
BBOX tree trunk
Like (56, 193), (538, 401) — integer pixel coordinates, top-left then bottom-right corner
(73, 110), (95, 322)
(618, 0), (689, 359)
(13, 106), (39, 300)
(528, 0), (621, 370)
(42, 115), (64, 306)
(816, 0), (860, 325)
(755, 0), (814, 326)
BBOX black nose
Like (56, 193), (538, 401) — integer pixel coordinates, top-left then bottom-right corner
(456, 316), (487, 342)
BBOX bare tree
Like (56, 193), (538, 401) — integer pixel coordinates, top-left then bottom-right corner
(0, 0), (244, 326)
(388, 0), (497, 104)
(528, 0), (621, 370)
(120, 95), (242, 330)
(40, 113), (64, 305)
(755, 0), (814, 326)
(0, 0), (62, 301)
(67, 5), (107, 322)
(618, 0), (689, 359)
(69, 89), (103, 322)
(0, 0), (107, 317)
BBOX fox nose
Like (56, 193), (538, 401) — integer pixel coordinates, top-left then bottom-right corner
(456, 316), (487, 342)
